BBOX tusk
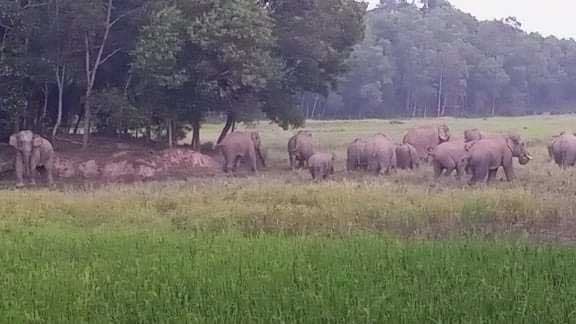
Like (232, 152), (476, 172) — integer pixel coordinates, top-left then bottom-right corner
(526, 154), (533, 160)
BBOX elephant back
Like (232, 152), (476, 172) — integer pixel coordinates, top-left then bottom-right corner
(403, 125), (449, 160)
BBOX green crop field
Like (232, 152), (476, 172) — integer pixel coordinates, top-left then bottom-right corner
(3, 115), (576, 322)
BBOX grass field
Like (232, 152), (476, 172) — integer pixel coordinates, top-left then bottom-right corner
(3, 115), (576, 322)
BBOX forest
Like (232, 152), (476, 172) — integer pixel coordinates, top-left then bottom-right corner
(1, 0), (576, 147)
(324, 0), (576, 119)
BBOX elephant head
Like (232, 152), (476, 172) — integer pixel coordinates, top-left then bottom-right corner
(249, 131), (266, 168)
(506, 134), (532, 165)
(438, 124), (450, 142)
(464, 128), (484, 142)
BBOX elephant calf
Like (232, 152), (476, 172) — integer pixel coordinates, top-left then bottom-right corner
(308, 153), (335, 180)
(9, 130), (55, 187)
(549, 132), (576, 168)
(347, 138), (369, 171)
(430, 141), (469, 180)
(395, 143), (418, 170)
(367, 134), (396, 175)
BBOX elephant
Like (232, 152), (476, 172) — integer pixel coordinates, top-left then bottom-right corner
(402, 124), (451, 161)
(9, 130), (55, 187)
(308, 152), (335, 180)
(548, 132), (576, 168)
(287, 130), (315, 170)
(346, 138), (369, 171)
(467, 134), (532, 184)
(464, 128), (485, 142)
(366, 133), (396, 175)
(430, 141), (470, 180)
(218, 131), (266, 173)
(395, 143), (419, 170)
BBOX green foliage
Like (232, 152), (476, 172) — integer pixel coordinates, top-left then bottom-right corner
(2, 232), (576, 322)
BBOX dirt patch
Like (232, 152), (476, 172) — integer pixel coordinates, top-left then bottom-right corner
(55, 148), (219, 182)
(0, 135), (220, 183)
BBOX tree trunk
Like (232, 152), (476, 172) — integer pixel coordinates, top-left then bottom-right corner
(191, 119), (200, 151)
(52, 67), (65, 139)
(491, 95), (496, 116)
(146, 126), (152, 142)
(217, 112), (236, 144)
(82, 88), (92, 149)
(81, 0), (122, 150)
(167, 119), (173, 148)
(436, 68), (444, 117)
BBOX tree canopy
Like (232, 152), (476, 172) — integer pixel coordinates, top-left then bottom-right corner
(0, 0), (366, 146)
(323, 0), (576, 119)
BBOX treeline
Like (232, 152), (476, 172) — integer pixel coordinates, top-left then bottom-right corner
(319, 0), (576, 119)
(0, 0), (365, 147)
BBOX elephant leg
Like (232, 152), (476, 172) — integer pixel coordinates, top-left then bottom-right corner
(223, 155), (230, 173)
(487, 169), (498, 183)
(45, 158), (54, 187)
(433, 161), (443, 179)
(289, 152), (295, 170)
(310, 168), (317, 180)
(455, 164), (465, 181)
(247, 149), (258, 173)
(297, 158), (305, 170)
(15, 154), (25, 188)
(29, 151), (42, 186)
(233, 156), (243, 172)
(502, 164), (515, 182)
(469, 165), (488, 185)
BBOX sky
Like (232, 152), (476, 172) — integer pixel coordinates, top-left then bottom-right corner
(366, 0), (576, 39)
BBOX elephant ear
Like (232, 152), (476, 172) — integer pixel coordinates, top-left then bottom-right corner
(33, 135), (44, 147)
(9, 134), (18, 148)
(505, 135), (519, 151)
(250, 132), (260, 144)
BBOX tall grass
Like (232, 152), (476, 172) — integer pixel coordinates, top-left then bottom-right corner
(0, 180), (566, 239)
(1, 233), (576, 322)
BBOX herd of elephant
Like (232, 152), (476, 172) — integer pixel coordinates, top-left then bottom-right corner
(215, 125), (538, 183)
(281, 125), (535, 183)
(6, 125), (576, 187)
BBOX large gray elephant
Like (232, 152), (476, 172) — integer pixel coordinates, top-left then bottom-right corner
(403, 124), (451, 161)
(395, 143), (419, 170)
(9, 130), (55, 187)
(366, 133), (396, 175)
(308, 152), (335, 180)
(218, 131), (265, 173)
(464, 128), (485, 142)
(287, 130), (314, 170)
(549, 132), (576, 168)
(430, 140), (469, 180)
(346, 138), (369, 171)
(467, 134), (532, 184)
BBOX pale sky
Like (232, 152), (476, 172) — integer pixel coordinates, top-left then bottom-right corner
(366, 0), (576, 39)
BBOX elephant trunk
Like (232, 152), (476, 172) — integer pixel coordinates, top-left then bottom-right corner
(256, 148), (266, 168)
(22, 150), (32, 177)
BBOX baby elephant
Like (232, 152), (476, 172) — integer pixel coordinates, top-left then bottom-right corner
(308, 153), (335, 181)
(395, 143), (419, 170)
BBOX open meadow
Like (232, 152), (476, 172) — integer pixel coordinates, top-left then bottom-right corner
(3, 115), (576, 322)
